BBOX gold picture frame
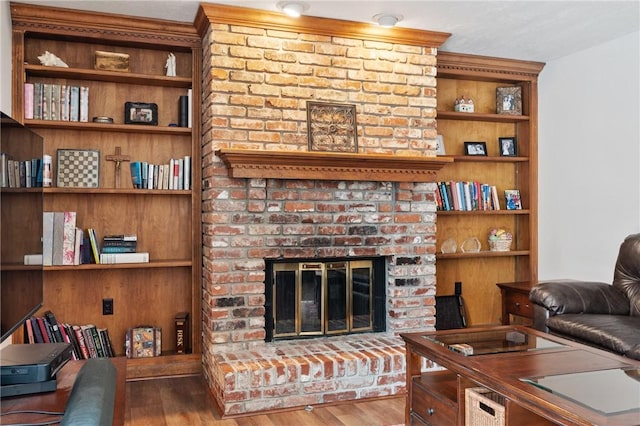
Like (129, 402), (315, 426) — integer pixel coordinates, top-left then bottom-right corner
(496, 86), (522, 115)
(306, 101), (358, 152)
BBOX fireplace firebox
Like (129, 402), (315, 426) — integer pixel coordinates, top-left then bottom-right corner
(265, 258), (386, 341)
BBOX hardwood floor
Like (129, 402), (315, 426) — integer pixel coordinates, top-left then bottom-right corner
(125, 375), (406, 426)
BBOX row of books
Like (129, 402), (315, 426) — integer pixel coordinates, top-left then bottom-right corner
(436, 181), (501, 211)
(30, 211), (149, 266)
(0, 154), (50, 188)
(24, 311), (114, 360)
(24, 82), (89, 122)
(130, 156), (191, 190)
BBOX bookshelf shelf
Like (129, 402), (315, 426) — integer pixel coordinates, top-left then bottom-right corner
(11, 3), (202, 378)
(436, 250), (530, 260)
(45, 260), (192, 271)
(25, 120), (192, 135)
(43, 188), (192, 195)
(25, 64), (193, 88)
(435, 51), (544, 326)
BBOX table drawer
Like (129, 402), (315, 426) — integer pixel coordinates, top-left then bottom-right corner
(411, 381), (456, 426)
(505, 291), (533, 318)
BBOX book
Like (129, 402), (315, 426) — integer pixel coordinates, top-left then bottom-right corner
(73, 325), (91, 359)
(88, 325), (105, 357)
(52, 212), (65, 265)
(101, 246), (137, 253)
(130, 161), (142, 189)
(183, 156), (191, 190)
(24, 318), (35, 344)
(62, 211), (77, 265)
(24, 83), (34, 119)
(175, 312), (189, 354)
(98, 328), (115, 357)
(88, 228), (101, 264)
(100, 252), (149, 264)
(62, 323), (82, 360)
(179, 95), (189, 127)
(69, 85), (80, 121)
(81, 325), (98, 358)
(31, 318), (44, 343)
(42, 154), (52, 187)
(33, 82), (44, 120)
(44, 311), (64, 343)
(504, 189), (522, 210)
(50, 83), (61, 121)
(187, 88), (192, 128)
(36, 317), (52, 343)
(79, 86), (89, 122)
(74, 228), (84, 265)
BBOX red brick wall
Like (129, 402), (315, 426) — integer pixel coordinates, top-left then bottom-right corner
(200, 19), (439, 413)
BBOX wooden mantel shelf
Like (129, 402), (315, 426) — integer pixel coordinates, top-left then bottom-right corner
(215, 149), (453, 182)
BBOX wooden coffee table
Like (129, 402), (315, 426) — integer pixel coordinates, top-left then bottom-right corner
(401, 325), (640, 426)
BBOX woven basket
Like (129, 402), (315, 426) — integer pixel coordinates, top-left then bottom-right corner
(465, 387), (505, 426)
(488, 239), (512, 252)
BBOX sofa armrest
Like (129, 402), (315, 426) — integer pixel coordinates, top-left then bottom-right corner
(529, 280), (630, 316)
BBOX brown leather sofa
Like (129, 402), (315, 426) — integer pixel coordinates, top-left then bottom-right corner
(529, 233), (640, 360)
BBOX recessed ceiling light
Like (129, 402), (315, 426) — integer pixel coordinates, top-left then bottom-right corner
(373, 14), (404, 28)
(277, 1), (310, 18)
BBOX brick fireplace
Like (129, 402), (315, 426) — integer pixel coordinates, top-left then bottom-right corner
(196, 4), (450, 416)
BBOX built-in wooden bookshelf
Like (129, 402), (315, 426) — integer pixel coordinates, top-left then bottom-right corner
(10, 2), (202, 379)
(435, 52), (544, 325)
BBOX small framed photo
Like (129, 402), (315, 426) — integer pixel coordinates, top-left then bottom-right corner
(504, 189), (522, 210)
(435, 134), (446, 155)
(499, 137), (517, 157)
(124, 102), (158, 125)
(496, 86), (522, 115)
(464, 141), (487, 156)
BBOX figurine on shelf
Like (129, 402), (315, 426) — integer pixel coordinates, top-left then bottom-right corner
(165, 52), (176, 76)
(454, 96), (474, 113)
(37, 51), (68, 68)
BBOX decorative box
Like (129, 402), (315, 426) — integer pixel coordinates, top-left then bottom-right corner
(94, 50), (130, 72)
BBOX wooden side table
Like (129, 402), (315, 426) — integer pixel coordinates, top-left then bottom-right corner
(496, 281), (534, 325)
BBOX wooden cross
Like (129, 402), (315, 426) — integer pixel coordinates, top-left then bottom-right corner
(106, 146), (131, 188)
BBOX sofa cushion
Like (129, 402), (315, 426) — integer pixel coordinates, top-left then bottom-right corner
(546, 314), (640, 360)
(612, 233), (640, 316)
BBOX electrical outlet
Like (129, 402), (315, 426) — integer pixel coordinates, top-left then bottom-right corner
(102, 298), (114, 315)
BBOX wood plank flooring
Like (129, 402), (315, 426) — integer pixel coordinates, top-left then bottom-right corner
(125, 375), (405, 426)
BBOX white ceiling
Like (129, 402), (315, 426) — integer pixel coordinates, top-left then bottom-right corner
(13, 0), (640, 62)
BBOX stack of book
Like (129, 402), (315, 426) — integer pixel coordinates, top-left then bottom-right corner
(436, 181), (501, 211)
(129, 156), (191, 190)
(0, 154), (44, 188)
(99, 234), (149, 264)
(24, 82), (89, 122)
(24, 311), (115, 360)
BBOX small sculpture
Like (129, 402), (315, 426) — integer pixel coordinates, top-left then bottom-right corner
(454, 96), (474, 113)
(165, 53), (176, 77)
(37, 51), (69, 67)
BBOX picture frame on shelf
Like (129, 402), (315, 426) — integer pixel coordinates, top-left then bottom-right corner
(504, 189), (523, 210)
(496, 86), (522, 115)
(499, 137), (517, 156)
(124, 102), (158, 125)
(464, 141), (487, 156)
(306, 101), (358, 153)
(435, 134), (446, 155)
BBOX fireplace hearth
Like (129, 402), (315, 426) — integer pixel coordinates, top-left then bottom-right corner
(265, 257), (386, 341)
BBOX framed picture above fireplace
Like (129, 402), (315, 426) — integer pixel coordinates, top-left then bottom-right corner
(306, 101), (358, 153)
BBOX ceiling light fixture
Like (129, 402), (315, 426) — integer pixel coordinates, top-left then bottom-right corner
(373, 13), (403, 28)
(277, 1), (309, 18)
